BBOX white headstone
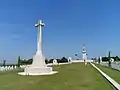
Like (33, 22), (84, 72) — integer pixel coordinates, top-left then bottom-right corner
(8, 66), (10, 70)
(14, 66), (17, 69)
(0, 66), (2, 71)
(11, 66), (14, 70)
(53, 59), (58, 65)
(1, 66), (4, 71)
(110, 58), (114, 62)
(5, 66), (8, 71)
(100, 56), (102, 62)
(20, 65), (22, 68)
(68, 57), (72, 63)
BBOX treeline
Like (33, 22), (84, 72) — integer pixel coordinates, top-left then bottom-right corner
(91, 56), (120, 61)
(102, 56), (120, 61)
(18, 56), (68, 66)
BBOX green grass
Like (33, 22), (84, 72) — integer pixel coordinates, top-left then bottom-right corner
(0, 63), (115, 90)
(96, 63), (120, 84)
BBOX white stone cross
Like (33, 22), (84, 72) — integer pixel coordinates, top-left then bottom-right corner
(18, 20), (58, 76)
(31, 20), (46, 67)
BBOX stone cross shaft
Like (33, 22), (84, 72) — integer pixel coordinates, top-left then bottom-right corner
(35, 20), (45, 53)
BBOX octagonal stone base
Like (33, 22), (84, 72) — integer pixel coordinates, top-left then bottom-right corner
(18, 66), (58, 76)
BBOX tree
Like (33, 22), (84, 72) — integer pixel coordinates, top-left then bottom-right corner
(98, 57), (100, 64)
(108, 51), (111, 67)
(45, 59), (48, 64)
(60, 57), (68, 63)
(27, 58), (33, 64)
(57, 59), (61, 64)
(3, 60), (6, 67)
(75, 54), (77, 56)
(48, 59), (54, 63)
(102, 57), (109, 61)
(115, 56), (119, 61)
(17, 56), (21, 67)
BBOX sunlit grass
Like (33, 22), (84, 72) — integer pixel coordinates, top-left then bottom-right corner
(0, 63), (114, 90)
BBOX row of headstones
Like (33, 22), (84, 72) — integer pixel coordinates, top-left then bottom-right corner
(0, 66), (17, 71)
(20, 65), (26, 69)
(100, 61), (120, 71)
(96, 57), (114, 64)
(52, 57), (72, 65)
(99, 58), (120, 71)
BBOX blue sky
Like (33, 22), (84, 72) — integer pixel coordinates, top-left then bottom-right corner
(0, 0), (120, 63)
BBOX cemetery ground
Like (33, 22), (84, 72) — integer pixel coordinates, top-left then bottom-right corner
(0, 63), (115, 90)
(97, 64), (120, 84)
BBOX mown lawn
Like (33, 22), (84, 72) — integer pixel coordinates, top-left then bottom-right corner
(96, 63), (120, 84)
(0, 63), (115, 90)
